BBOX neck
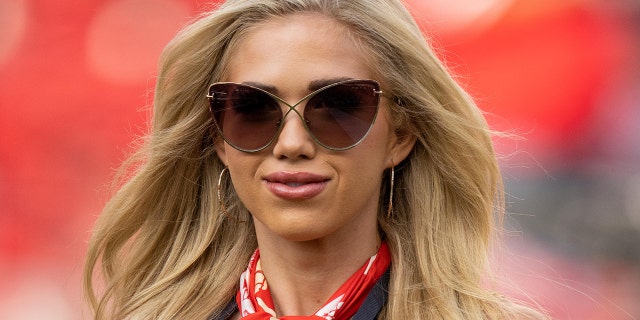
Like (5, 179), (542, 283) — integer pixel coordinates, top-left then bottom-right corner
(254, 227), (381, 316)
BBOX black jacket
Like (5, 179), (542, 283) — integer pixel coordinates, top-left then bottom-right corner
(208, 269), (390, 320)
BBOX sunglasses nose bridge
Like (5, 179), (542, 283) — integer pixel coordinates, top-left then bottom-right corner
(279, 102), (312, 135)
(272, 102), (319, 151)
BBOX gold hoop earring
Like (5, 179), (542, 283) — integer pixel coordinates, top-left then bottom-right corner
(217, 167), (230, 218)
(387, 164), (395, 218)
(217, 167), (247, 222)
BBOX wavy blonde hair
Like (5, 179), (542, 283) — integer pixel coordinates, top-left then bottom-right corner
(84, 0), (546, 319)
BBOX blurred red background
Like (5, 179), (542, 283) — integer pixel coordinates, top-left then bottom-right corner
(1, 0), (638, 318)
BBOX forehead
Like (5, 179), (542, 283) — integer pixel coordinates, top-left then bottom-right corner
(224, 13), (376, 89)
(239, 13), (355, 51)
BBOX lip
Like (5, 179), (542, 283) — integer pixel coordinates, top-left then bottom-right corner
(263, 171), (330, 200)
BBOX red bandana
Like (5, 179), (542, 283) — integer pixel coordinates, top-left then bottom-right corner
(236, 242), (391, 320)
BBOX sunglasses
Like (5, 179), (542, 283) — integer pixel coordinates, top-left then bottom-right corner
(207, 79), (382, 152)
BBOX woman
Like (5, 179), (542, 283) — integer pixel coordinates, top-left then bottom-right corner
(84, 0), (546, 319)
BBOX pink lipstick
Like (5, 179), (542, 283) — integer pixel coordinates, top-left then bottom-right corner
(263, 172), (329, 200)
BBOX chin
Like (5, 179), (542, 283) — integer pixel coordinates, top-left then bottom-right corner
(257, 217), (339, 243)
(272, 224), (333, 242)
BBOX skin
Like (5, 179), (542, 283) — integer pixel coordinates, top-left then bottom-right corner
(216, 13), (415, 317)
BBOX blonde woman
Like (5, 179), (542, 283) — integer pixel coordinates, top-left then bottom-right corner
(84, 0), (546, 319)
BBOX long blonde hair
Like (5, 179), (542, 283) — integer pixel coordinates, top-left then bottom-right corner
(84, 0), (546, 319)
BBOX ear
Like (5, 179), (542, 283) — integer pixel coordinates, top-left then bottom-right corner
(215, 139), (229, 166)
(387, 133), (416, 167)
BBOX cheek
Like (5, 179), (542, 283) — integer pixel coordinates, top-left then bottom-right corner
(225, 152), (261, 197)
(336, 130), (393, 198)
(355, 111), (396, 164)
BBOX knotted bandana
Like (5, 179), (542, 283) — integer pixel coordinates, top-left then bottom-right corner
(237, 242), (390, 320)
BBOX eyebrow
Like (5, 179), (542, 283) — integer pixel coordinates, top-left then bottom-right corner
(241, 77), (356, 96)
(308, 77), (354, 91)
(241, 81), (279, 95)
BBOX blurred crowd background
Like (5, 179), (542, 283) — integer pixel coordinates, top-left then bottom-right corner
(0, 0), (638, 318)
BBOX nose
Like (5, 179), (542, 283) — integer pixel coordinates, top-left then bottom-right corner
(272, 108), (317, 160)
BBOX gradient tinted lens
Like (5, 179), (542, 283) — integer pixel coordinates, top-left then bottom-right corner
(209, 83), (282, 151)
(304, 81), (380, 149)
(208, 80), (380, 152)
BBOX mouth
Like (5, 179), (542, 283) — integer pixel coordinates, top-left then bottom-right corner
(283, 182), (306, 187)
(263, 172), (330, 200)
